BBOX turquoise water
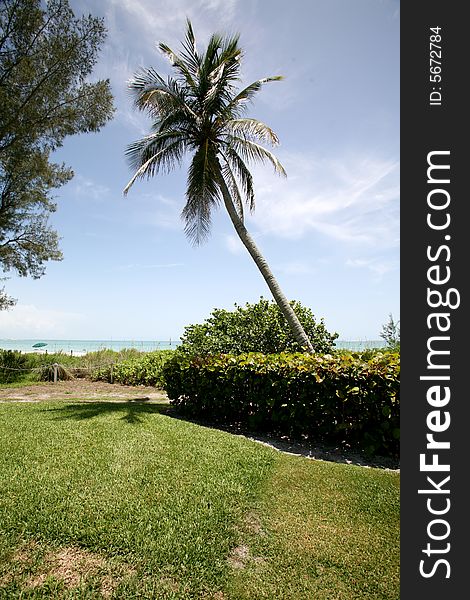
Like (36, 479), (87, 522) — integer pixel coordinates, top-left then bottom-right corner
(334, 340), (386, 351)
(0, 338), (385, 354)
(0, 339), (178, 354)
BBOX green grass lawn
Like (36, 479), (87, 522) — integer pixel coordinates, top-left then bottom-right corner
(0, 401), (399, 599)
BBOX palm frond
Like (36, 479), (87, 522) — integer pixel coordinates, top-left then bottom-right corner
(216, 76), (282, 121)
(128, 67), (167, 90)
(179, 19), (201, 77)
(156, 111), (196, 139)
(128, 70), (198, 121)
(158, 41), (199, 93)
(222, 147), (255, 212)
(203, 64), (227, 112)
(216, 34), (242, 82)
(205, 36), (242, 108)
(225, 118), (280, 146)
(228, 136), (286, 177)
(197, 32), (241, 105)
(221, 161), (244, 221)
(203, 33), (224, 70)
(182, 140), (221, 245)
(124, 134), (186, 194)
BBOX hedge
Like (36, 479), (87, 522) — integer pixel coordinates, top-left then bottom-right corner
(163, 351), (400, 456)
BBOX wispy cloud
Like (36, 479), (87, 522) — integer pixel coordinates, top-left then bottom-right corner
(81, 0), (241, 131)
(0, 304), (85, 337)
(274, 260), (316, 275)
(70, 175), (111, 201)
(106, 0), (239, 43)
(100, 0), (239, 74)
(247, 152), (399, 248)
(129, 192), (183, 230)
(225, 234), (244, 255)
(346, 256), (399, 280)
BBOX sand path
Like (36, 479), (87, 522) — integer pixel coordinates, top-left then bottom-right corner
(0, 380), (167, 402)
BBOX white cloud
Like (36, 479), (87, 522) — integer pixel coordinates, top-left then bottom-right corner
(117, 104), (149, 135)
(274, 261), (315, 275)
(130, 192), (182, 230)
(70, 175), (110, 201)
(346, 257), (399, 279)
(82, 0), (240, 110)
(225, 234), (244, 255)
(108, 0), (188, 40)
(144, 0), (235, 33)
(247, 152), (399, 247)
(0, 304), (85, 337)
(103, 0), (238, 65)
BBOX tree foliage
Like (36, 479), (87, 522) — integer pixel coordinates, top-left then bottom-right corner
(177, 298), (338, 355)
(380, 313), (400, 351)
(0, 278), (14, 310)
(0, 0), (114, 307)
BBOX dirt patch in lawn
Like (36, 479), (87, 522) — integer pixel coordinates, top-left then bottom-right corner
(0, 380), (168, 402)
(4, 541), (136, 598)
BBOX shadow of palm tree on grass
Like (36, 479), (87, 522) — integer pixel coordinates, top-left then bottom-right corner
(42, 401), (174, 425)
(37, 401), (398, 469)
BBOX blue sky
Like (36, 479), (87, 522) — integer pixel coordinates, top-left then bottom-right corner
(0, 0), (400, 341)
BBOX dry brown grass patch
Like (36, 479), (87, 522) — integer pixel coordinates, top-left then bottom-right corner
(4, 542), (136, 598)
(26, 546), (103, 589)
(202, 590), (228, 599)
(13, 540), (39, 565)
(228, 544), (250, 569)
(0, 541), (39, 587)
(228, 510), (267, 572)
(243, 511), (265, 536)
(228, 544), (265, 571)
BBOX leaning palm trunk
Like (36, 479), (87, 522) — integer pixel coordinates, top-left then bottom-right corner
(218, 176), (314, 353)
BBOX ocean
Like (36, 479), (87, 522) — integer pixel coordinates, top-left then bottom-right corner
(0, 338), (386, 355)
(0, 339), (178, 355)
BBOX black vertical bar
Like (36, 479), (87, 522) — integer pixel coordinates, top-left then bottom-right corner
(401, 2), (467, 598)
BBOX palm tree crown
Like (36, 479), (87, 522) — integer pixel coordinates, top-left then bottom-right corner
(124, 19), (285, 243)
(125, 20), (314, 352)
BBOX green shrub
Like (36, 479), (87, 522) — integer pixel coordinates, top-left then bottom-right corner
(1, 349), (155, 384)
(81, 348), (143, 366)
(163, 351), (400, 457)
(25, 351), (81, 368)
(21, 349), (147, 380)
(0, 350), (28, 383)
(13, 352), (84, 382)
(178, 297), (338, 355)
(92, 350), (174, 388)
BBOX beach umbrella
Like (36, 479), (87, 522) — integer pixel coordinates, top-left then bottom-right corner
(32, 342), (48, 348)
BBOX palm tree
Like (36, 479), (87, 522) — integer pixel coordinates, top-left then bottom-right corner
(124, 20), (314, 353)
